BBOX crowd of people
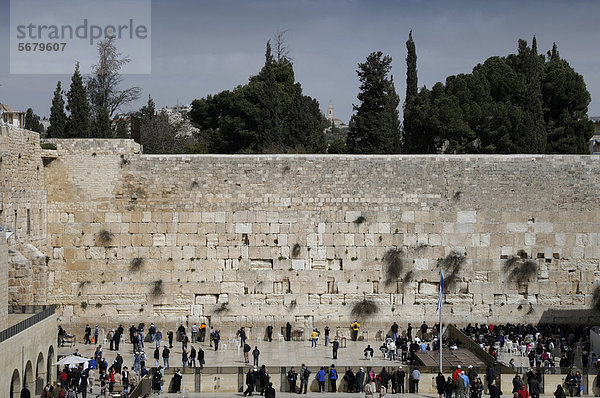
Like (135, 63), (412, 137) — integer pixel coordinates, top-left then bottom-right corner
(52, 320), (600, 397)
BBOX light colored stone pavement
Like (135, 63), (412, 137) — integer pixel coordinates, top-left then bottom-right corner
(59, 335), (409, 369)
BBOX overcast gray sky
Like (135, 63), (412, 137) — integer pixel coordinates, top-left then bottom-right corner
(0, 0), (599, 123)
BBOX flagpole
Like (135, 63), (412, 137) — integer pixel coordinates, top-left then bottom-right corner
(438, 269), (444, 374)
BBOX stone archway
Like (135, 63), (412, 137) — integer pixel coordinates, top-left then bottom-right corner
(47, 345), (54, 383)
(24, 360), (34, 393)
(10, 369), (20, 398)
(36, 352), (45, 394)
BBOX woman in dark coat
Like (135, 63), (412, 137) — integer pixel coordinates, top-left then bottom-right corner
(152, 369), (163, 393)
(436, 372), (446, 398)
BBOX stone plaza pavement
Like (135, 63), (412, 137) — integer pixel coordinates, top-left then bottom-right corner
(59, 334), (415, 369)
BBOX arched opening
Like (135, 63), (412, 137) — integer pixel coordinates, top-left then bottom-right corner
(47, 345), (54, 383)
(36, 352), (45, 394)
(24, 360), (34, 393)
(10, 369), (20, 398)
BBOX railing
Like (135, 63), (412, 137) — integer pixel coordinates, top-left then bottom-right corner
(0, 305), (55, 343)
(446, 324), (497, 368)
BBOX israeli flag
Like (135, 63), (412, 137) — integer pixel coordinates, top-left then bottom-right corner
(437, 270), (444, 312)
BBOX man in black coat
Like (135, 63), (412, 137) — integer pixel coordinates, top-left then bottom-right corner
(396, 366), (406, 393)
(266, 325), (273, 342)
(332, 339), (339, 359)
(344, 368), (356, 392)
(243, 368), (257, 396)
(356, 367), (365, 392)
(286, 322), (292, 341)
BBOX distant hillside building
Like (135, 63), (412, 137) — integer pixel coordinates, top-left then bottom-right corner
(326, 103), (348, 130)
(590, 116), (600, 154)
(0, 104), (25, 129)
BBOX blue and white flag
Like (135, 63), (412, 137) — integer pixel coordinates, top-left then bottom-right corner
(437, 270), (444, 312)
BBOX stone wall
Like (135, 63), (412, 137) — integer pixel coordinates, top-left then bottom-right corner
(43, 139), (600, 331)
(0, 126), (48, 306)
(0, 234), (8, 330)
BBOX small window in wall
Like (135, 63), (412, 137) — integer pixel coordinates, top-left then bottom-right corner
(327, 279), (337, 294)
(373, 281), (379, 294)
(27, 209), (31, 235)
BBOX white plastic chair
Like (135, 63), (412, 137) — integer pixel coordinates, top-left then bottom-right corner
(278, 333), (285, 342)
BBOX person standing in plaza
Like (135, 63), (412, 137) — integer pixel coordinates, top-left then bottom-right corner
(299, 364), (310, 394)
(324, 326), (330, 346)
(243, 343), (251, 364)
(167, 330), (174, 348)
(356, 367), (365, 393)
(94, 325), (99, 345)
(155, 329), (162, 348)
(351, 321), (360, 341)
(199, 322), (207, 342)
(412, 368), (421, 393)
(84, 324), (91, 344)
(182, 347), (188, 368)
(391, 322), (399, 341)
(191, 323), (199, 342)
(329, 364), (338, 392)
(286, 322), (292, 341)
(153, 347), (160, 368)
(317, 367), (327, 392)
(332, 338), (339, 359)
(190, 346), (197, 367)
(213, 329), (221, 350)
(287, 367), (298, 393)
(252, 346), (260, 366)
(311, 329), (318, 348)
(162, 346), (170, 368)
(266, 325), (273, 342)
(198, 346), (205, 368)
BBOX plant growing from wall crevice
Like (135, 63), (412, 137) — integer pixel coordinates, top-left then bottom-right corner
(150, 280), (164, 298)
(130, 257), (144, 271)
(97, 230), (114, 246)
(438, 251), (466, 290)
(383, 247), (404, 286)
(292, 243), (301, 258)
(504, 255), (538, 282)
(353, 216), (366, 224)
(351, 299), (379, 317)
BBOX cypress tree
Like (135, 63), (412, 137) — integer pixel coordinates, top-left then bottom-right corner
(347, 51), (402, 154)
(65, 62), (91, 138)
(405, 30), (418, 101)
(47, 82), (67, 138)
(92, 107), (112, 138)
(258, 41), (283, 151)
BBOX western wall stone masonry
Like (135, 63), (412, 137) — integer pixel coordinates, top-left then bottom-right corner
(38, 137), (600, 332)
(1, 127), (600, 333)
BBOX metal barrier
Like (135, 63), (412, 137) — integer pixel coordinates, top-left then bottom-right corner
(0, 305), (55, 343)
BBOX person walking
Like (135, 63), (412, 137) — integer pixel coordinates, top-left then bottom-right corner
(93, 325), (99, 345)
(243, 368), (257, 396)
(213, 330), (220, 351)
(329, 364), (338, 392)
(182, 347), (188, 369)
